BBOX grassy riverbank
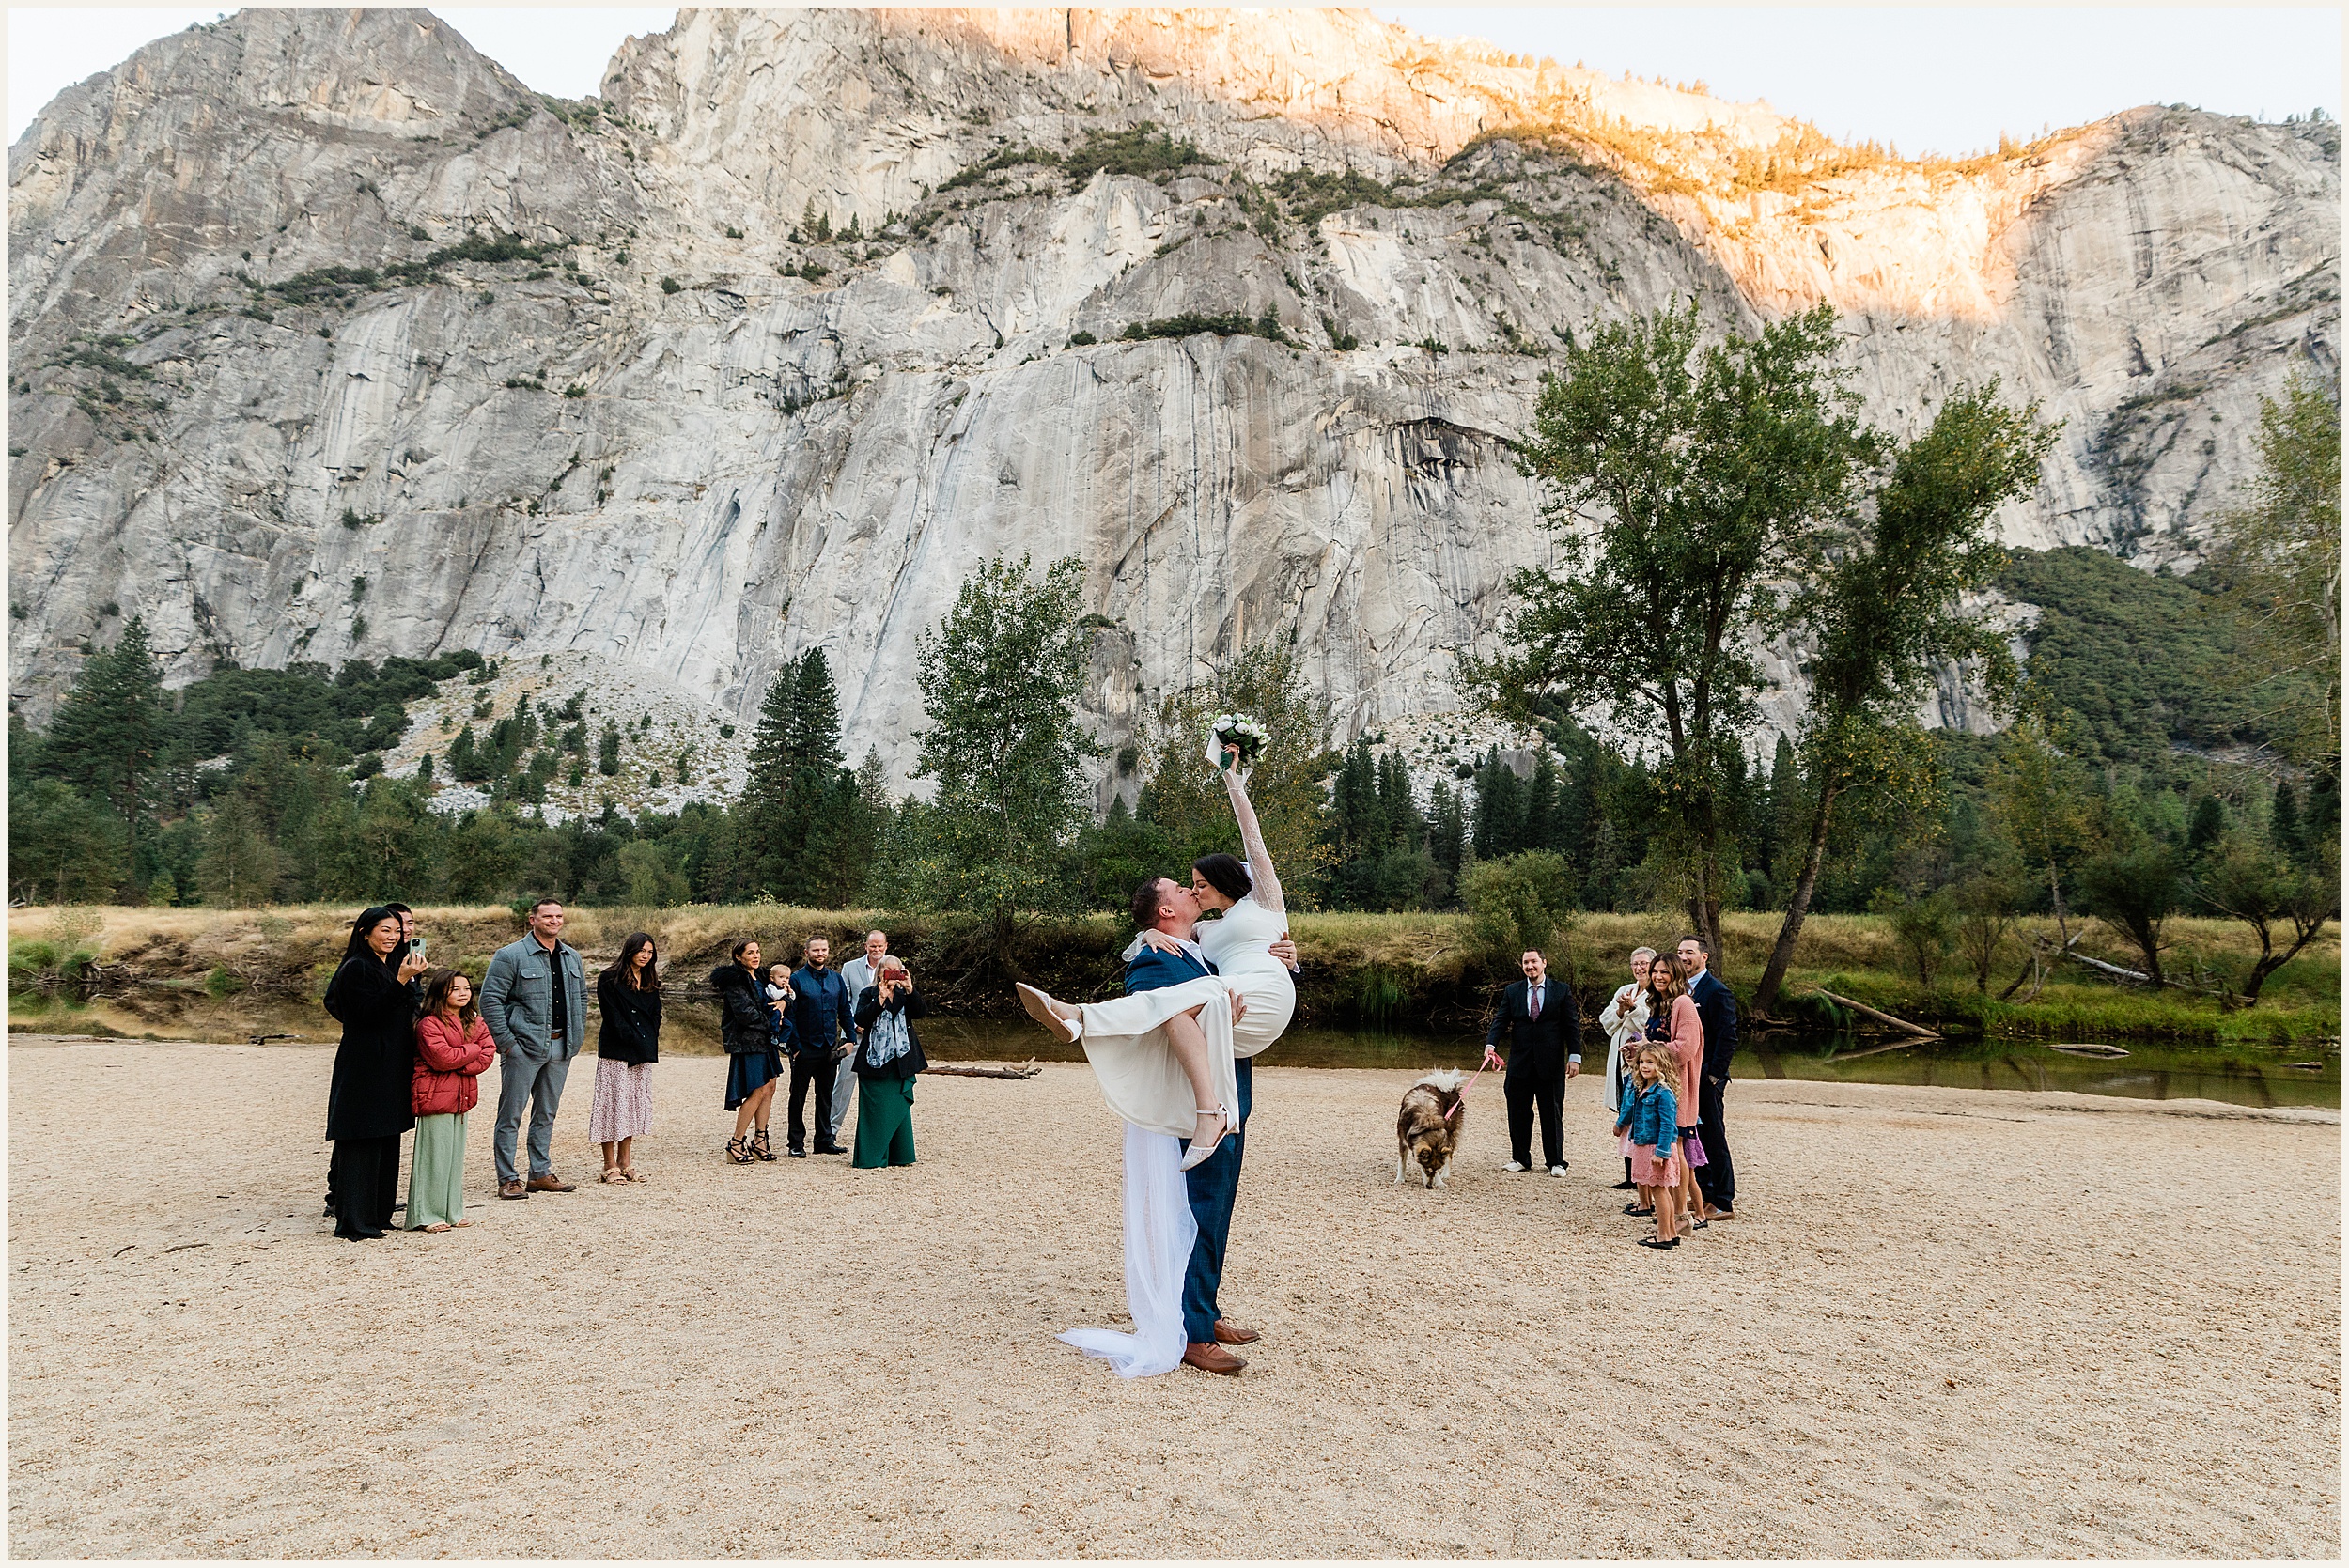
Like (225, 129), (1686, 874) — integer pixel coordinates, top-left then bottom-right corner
(8, 903), (2339, 1048)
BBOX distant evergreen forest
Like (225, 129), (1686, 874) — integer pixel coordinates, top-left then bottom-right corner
(6, 546), (2337, 921)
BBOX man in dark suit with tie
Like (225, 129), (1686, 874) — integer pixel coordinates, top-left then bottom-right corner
(1482, 948), (1582, 1177)
(1678, 934), (1736, 1219)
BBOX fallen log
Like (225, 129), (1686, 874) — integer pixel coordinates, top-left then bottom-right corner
(1812, 988), (1942, 1040)
(2059, 950), (2232, 999)
(921, 1059), (1042, 1080)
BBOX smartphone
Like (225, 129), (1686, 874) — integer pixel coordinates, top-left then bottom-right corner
(408, 936), (427, 960)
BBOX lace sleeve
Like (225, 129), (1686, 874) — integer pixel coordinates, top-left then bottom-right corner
(1224, 769), (1284, 918)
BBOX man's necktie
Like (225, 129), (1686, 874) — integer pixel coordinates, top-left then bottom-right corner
(1529, 984), (1542, 1022)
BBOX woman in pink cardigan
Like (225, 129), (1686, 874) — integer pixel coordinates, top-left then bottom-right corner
(1646, 954), (1710, 1236)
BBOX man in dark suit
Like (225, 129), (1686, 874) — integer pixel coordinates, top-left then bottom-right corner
(1678, 934), (1736, 1219)
(1482, 948), (1582, 1176)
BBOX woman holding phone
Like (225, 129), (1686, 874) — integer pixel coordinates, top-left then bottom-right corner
(323, 906), (428, 1240)
(850, 958), (927, 1169)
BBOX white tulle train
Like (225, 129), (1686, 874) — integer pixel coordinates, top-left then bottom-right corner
(1057, 1122), (1198, 1377)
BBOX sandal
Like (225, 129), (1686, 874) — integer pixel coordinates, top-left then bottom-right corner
(1639, 1236), (1680, 1250)
(726, 1135), (754, 1164)
(1176, 1105), (1235, 1172)
(1624, 1204), (1655, 1218)
(752, 1128), (776, 1162)
(599, 1169), (628, 1185)
(619, 1169), (644, 1184)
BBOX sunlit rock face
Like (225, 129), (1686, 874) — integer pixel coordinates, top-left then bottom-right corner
(9, 7), (2338, 784)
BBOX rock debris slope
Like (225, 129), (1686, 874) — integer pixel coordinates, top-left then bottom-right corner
(8, 7), (2338, 789)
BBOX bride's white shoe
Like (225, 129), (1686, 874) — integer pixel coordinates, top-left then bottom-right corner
(1015, 982), (1081, 1044)
(1177, 1105), (1236, 1172)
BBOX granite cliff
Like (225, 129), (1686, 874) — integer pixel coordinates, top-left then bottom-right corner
(8, 7), (2339, 795)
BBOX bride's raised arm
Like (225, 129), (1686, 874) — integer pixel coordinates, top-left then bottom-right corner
(1222, 766), (1284, 919)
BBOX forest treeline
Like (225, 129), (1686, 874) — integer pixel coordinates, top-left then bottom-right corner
(10, 311), (2337, 1012)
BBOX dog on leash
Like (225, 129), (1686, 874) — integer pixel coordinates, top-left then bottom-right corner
(1395, 1069), (1467, 1188)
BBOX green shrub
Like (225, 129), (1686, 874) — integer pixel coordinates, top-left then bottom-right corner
(1461, 851), (1577, 969)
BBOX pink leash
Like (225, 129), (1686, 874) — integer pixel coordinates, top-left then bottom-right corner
(1445, 1052), (1500, 1122)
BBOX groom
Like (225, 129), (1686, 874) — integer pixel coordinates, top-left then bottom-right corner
(1126, 875), (1298, 1377)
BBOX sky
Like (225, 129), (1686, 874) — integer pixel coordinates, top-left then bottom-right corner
(8, 5), (2341, 155)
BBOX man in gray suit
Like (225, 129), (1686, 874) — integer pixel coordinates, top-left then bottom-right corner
(481, 897), (588, 1200)
(830, 929), (890, 1145)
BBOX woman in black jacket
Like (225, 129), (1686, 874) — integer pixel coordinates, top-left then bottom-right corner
(323, 905), (429, 1239)
(589, 932), (662, 1185)
(711, 938), (787, 1164)
(851, 959), (928, 1169)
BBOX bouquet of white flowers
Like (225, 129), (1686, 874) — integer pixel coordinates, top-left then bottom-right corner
(1205, 712), (1271, 771)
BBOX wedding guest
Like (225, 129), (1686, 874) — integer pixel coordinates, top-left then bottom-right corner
(323, 900), (422, 1219)
(832, 929), (890, 1147)
(713, 939), (785, 1162)
(409, 967), (495, 1231)
(851, 958), (928, 1169)
(590, 933), (661, 1184)
(322, 906), (427, 1240)
(1679, 934), (1738, 1220)
(480, 898), (588, 1200)
(1481, 948), (1582, 1176)
(1615, 1043), (1682, 1250)
(1649, 953), (1708, 1234)
(786, 936), (856, 1157)
(1596, 947), (1655, 1190)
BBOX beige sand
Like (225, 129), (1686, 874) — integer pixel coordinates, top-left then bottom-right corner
(7, 1037), (2340, 1559)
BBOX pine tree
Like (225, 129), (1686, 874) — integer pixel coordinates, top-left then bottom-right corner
(447, 724), (486, 783)
(598, 721), (622, 776)
(1427, 779), (1468, 908)
(2271, 779), (2305, 864)
(1471, 749), (1528, 860)
(39, 616), (163, 861)
(1522, 751), (1562, 854)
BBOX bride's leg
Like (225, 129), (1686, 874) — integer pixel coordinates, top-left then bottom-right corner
(1162, 1005), (1228, 1148)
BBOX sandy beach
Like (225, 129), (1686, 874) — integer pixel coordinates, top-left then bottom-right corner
(7, 1035), (2340, 1559)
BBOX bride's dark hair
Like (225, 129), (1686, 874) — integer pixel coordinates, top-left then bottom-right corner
(1193, 853), (1252, 905)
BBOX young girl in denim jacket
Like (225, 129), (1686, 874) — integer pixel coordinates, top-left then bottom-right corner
(1614, 1043), (1683, 1250)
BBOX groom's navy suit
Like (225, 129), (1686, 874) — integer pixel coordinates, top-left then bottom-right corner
(1124, 941), (1249, 1347)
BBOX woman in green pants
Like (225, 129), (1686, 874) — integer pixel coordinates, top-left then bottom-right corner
(850, 960), (927, 1168)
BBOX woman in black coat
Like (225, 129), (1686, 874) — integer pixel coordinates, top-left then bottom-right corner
(710, 938), (787, 1164)
(323, 905), (428, 1240)
(589, 932), (662, 1185)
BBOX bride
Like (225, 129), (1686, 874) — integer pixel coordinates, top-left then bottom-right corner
(1019, 745), (1294, 1165)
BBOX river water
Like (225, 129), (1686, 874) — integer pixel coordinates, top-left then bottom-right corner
(9, 987), (2339, 1110)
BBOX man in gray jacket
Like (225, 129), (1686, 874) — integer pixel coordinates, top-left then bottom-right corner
(481, 897), (589, 1199)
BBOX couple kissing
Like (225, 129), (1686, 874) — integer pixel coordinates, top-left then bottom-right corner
(1018, 751), (1296, 1376)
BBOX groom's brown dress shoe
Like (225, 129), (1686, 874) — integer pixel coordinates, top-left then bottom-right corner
(1213, 1319), (1260, 1346)
(1182, 1342), (1246, 1375)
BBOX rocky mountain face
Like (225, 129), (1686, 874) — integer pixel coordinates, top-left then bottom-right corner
(8, 7), (2338, 797)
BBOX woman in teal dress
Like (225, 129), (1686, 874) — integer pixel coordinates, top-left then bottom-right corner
(850, 960), (927, 1168)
